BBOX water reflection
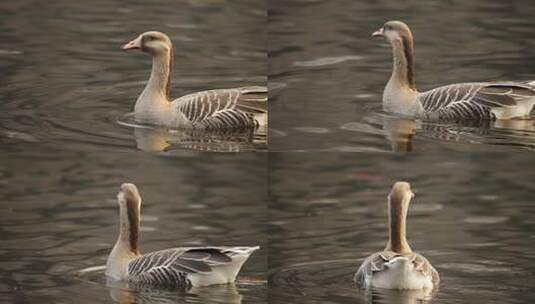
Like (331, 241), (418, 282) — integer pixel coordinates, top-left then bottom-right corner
(365, 288), (434, 304)
(382, 116), (417, 153)
(107, 279), (245, 304)
(118, 114), (267, 152)
(348, 112), (535, 153)
(75, 266), (250, 304)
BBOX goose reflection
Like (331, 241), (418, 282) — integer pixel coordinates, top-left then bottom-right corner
(129, 123), (266, 152)
(382, 116), (418, 152)
(108, 279), (243, 304)
(363, 288), (434, 304)
(381, 114), (535, 152)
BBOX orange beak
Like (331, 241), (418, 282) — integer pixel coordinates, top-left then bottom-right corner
(121, 36), (142, 51)
(371, 27), (384, 38)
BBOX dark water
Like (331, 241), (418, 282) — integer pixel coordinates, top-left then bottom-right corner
(1, 1), (267, 302)
(0, 149), (268, 303)
(0, 0), (266, 153)
(268, 152), (535, 303)
(3, 0), (535, 304)
(269, 0), (535, 152)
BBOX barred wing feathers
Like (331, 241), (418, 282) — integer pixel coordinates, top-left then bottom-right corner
(418, 82), (535, 120)
(127, 247), (233, 289)
(175, 86), (267, 129)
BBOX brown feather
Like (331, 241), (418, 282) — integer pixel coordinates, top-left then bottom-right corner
(166, 45), (174, 100)
(401, 34), (416, 90)
(126, 198), (140, 254)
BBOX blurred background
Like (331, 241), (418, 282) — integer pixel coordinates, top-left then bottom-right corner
(269, 0), (535, 152)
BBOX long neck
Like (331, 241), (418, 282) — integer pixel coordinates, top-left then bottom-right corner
(116, 200), (140, 255)
(386, 199), (411, 253)
(389, 36), (416, 91)
(142, 47), (174, 101)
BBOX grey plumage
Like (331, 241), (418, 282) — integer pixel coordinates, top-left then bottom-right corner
(418, 82), (535, 121)
(175, 86), (267, 130)
(127, 247), (238, 289)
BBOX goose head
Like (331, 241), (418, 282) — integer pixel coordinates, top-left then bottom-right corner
(388, 181), (415, 207)
(372, 21), (417, 91)
(122, 31), (173, 56)
(372, 21), (413, 45)
(117, 183), (142, 209)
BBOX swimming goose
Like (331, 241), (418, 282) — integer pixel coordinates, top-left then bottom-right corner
(354, 182), (439, 290)
(106, 183), (259, 289)
(122, 31), (267, 130)
(372, 21), (535, 121)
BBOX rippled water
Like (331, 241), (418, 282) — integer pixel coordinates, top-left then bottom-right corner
(0, 149), (268, 302)
(1, 1), (267, 300)
(269, 0), (535, 152)
(0, 0), (266, 153)
(268, 152), (535, 303)
(3, 0), (535, 304)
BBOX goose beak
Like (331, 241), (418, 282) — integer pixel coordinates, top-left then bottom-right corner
(371, 27), (384, 38)
(122, 36), (142, 51)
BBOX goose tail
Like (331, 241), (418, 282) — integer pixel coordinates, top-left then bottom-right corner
(237, 86), (268, 114)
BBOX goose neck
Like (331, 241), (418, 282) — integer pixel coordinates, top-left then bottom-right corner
(143, 49), (173, 101)
(386, 197), (412, 254)
(389, 37), (416, 91)
(116, 200), (140, 255)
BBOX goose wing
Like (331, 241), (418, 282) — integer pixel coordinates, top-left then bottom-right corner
(410, 253), (440, 287)
(354, 251), (398, 286)
(175, 86), (267, 129)
(419, 82), (535, 120)
(127, 247), (233, 288)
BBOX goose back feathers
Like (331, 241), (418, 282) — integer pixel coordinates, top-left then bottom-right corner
(174, 86), (267, 130)
(355, 251), (439, 290)
(127, 246), (259, 289)
(419, 82), (535, 121)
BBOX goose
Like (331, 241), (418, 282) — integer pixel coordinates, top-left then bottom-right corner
(354, 182), (439, 290)
(106, 183), (259, 289)
(121, 31), (267, 130)
(372, 21), (535, 121)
